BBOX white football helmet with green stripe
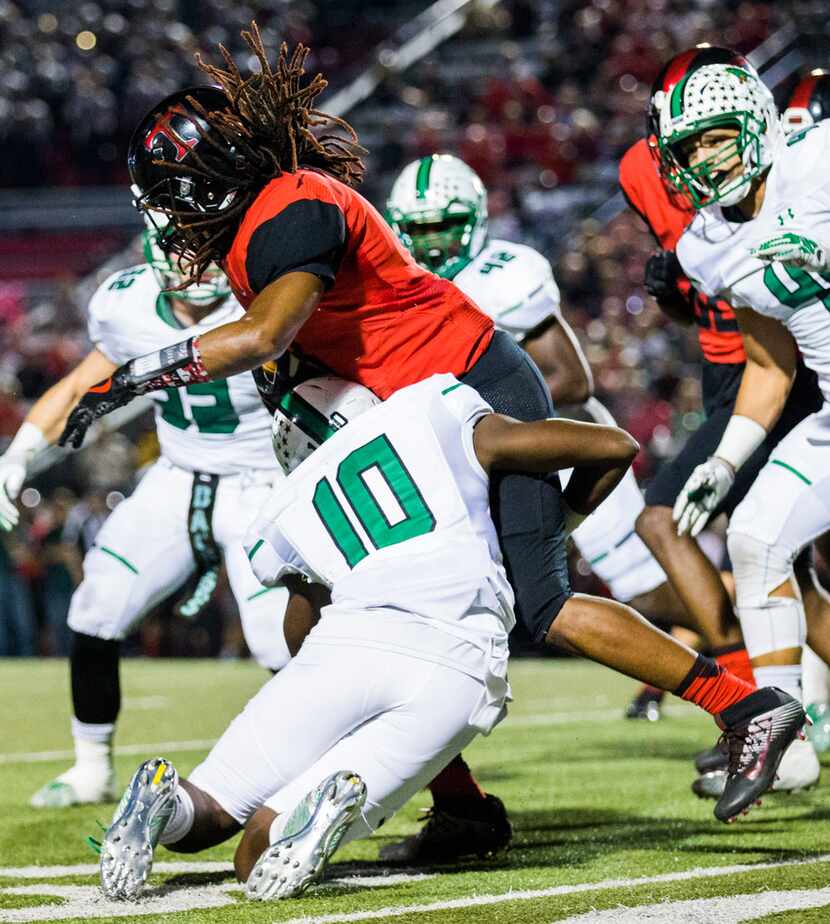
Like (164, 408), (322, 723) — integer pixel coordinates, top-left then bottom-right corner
(272, 376), (380, 475)
(138, 199), (231, 305)
(656, 64), (779, 208)
(386, 155), (488, 278)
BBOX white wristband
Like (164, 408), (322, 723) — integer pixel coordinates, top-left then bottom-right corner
(713, 415), (766, 472)
(4, 422), (48, 466)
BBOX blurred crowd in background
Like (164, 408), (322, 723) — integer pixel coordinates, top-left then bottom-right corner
(0, 0), (823, 655)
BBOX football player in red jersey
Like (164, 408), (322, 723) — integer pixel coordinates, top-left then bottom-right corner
(782, 70), (830, 134)
(623, 45), (830, 789)
(58, 26), (805, 827)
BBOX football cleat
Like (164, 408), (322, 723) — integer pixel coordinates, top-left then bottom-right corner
(714, 687), (807, 823)
(246, 770), (366, 901)
(692, 770), (727, 799)
(693, 739), (729, 774)
(625, 685), (664, 721)
(99, 757), (178, 900)
(30, 765), (118, 809)
(378, 793), (512, 864)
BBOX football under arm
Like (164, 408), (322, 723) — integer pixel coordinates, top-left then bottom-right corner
(732, 306), (797, 433)
(473, 414), (639, 515)
(282, 575), (331, 657)
(522, 313), (594, 406)
(195, 272), (325, 378)
(26, 349), (118, 444)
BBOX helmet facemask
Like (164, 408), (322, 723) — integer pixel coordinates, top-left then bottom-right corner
(656, 65), (779, 209)
(386, 155), (488, 278)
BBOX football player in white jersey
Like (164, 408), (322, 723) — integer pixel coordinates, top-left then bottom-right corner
(387, 155), (725, 715)
(661, 63), (830, 780)
(96, 373), (802, 903)
(0, 224), (291, 809)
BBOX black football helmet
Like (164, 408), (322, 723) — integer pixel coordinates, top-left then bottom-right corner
(128, 86), (245, 222)
(783, 70), (830, 135)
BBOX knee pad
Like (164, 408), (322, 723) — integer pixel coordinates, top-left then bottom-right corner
(727, 529), (805, 658)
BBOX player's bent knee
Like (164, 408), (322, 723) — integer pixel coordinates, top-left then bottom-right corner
(635, 505), (674, 547)
(234, 806), (277, 883)
(727, 529), (793, 606)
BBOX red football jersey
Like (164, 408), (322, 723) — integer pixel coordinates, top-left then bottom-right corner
(619, 139), (745, 365)
(223, 169), (494, 399)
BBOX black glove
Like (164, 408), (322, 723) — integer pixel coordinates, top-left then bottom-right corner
(644, 250), (683, 299)
(59, 367), (137, 449)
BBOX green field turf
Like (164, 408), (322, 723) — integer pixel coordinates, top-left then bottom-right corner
(1, 657), (829, 923)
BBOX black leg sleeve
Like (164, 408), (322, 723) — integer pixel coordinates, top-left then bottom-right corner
(70, 630), (121, 725)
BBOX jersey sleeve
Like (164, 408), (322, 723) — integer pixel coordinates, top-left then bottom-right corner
(438, 377), (494, 483)
(245, 199), (347, 294)
(86, 266), (151, 365)
(244, 485), (310, 587)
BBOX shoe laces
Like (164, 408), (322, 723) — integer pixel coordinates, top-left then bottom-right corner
(721, 714), (772, 774)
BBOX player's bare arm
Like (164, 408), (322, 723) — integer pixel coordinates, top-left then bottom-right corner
(28, 349), (118, 443)
(731, 306), (797, 433)
(58, 273), (324, 449)
(197, 272), (325, 378)
(522, 315), (594, 406)
(0, 348), (117, 530)
(473, 414), (638, 516)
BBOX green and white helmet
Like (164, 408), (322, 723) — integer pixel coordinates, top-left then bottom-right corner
(656, 64), (780, 208)
(135, 189), (231, 305)
(386, 154), (488, 278)
(271, 375), (380, 475)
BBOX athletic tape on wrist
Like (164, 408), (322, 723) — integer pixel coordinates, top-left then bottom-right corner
(713, 414), (766, 472)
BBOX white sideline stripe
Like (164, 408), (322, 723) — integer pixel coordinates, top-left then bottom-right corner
(0, 704), (701, 765)
(0, 739), (217, 765)
(275, 853), (830, 924)
(558, 886), (830, 923)
(0, 862), (231, 879)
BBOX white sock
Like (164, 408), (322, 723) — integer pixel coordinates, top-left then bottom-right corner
(71, 718), (114, 771)
(159, 786), (195, 846)
(754, 664), (803, 702)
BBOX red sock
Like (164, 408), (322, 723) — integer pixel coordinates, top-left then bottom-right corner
(428, 755), (485, 805)
(713, 644), (756, 688)
(675, 654), (755, 715)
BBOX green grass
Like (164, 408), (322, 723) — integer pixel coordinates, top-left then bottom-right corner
(1, 657), (830, 922)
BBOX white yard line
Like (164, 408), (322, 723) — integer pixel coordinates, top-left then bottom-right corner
(274, 853), (830, 924)
(0, 740), (218, 765)
(557, 886), (830, 923)
(0, 862), (232, 879)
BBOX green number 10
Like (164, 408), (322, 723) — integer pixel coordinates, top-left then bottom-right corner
(312, 434), (436, 568)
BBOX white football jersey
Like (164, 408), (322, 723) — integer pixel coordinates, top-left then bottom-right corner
(678, 121), (830, 401)
(247, 374), (515, 642)
(452, 239), (560, 340)
(87, 265), (276, 474)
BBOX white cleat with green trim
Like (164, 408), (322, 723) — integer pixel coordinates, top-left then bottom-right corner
(30, 764), (119, 808)
(246, 771), (367, 901)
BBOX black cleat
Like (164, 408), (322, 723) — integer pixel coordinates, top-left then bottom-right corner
(714, 687), (807, 823)
(625, 685), (664, 721)
(378, 793), (511, 864)
(694, 739), (729, 774)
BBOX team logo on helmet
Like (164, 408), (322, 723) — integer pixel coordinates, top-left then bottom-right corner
(143, 105), (202, 162)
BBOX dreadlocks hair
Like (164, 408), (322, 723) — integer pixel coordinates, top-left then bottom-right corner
(152, 21), (367, 287)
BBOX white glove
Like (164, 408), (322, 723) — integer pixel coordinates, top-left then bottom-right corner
(749, 229), (830, 273)
(0, 456), (25, 530)
(0, 422), (48, 531)
(673, 457), (735, 538)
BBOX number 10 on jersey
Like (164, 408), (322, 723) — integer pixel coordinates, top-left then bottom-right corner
(312, 435), (436, 568)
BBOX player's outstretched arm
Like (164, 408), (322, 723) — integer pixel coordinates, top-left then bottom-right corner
(0, 349), (116, 530)
(672, 308), (795, 537)
(523, 314), (594, 406)
(473, 414), (638, 520)
(59, 272), (325, 448)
